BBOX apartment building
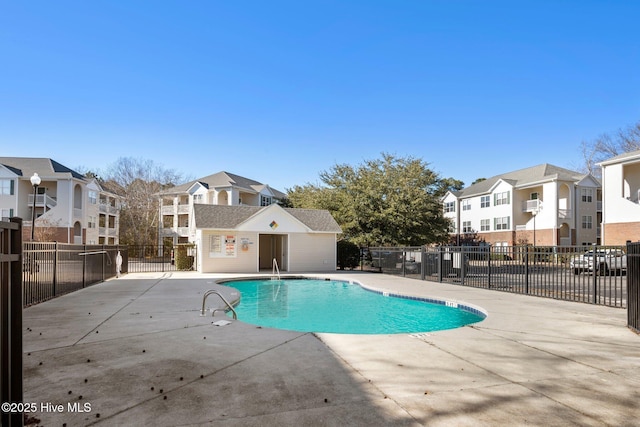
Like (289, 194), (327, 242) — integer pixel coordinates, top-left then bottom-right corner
(443, 164), (601, 247)
(599, 149), (640, 245)
(0, 157), (121, 244)
(158, 171), (286, 246)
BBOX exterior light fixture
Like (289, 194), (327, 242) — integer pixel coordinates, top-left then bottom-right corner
(30, 172), (41, 241)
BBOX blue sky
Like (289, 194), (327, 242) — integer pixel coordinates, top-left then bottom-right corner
(2, 1), (639, 192)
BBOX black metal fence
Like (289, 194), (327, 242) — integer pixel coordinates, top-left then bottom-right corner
(22, 243), (124, 307)
(628, 242), (640, 333)
(125, 245), (195, 273)
(367, 245), (629, 308)
(1, 218), (23, 427)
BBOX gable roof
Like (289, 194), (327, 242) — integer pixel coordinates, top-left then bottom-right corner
(456, 164), (589, 198)
(0, 157), (86, 180)
(159, 171), (286, 198)
(193, 204), (342, 233)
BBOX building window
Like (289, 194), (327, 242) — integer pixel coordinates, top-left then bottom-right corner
(444, 201), (455, 213)
(0, 179), (14, 195)
(582, 215), (593, 229)
(494, 216), (510, 230)
(462, 221), (473, 233)
(494, 191), (510, 206)
(261, 195), (272, 206)
(1, 208), (14, 219)
(581, 188), (593, 203)
(462, 200), (471, 211)
(194, 194), (203, 203)
(480, 219), (490, 231)
(481, 195), (490, 208)
(88, 191), (97, 204)
(88, 216), (96, 228)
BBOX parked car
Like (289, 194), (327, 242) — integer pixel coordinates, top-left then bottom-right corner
(570, 249), (627, 275)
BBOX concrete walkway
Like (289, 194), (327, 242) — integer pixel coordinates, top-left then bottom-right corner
(20, 271), (640, 426)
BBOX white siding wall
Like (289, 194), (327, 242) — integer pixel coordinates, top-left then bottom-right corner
(442, 193), (458, 233)
(603, 162), (640, 224)
(199, 230), (259, 273)
(288, 233), (336, 272)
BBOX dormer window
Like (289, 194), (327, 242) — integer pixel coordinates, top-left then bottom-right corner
(261, 195), (272, 206)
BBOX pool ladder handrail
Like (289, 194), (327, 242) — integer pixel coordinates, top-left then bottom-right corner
(272, 258), (281, 281)
(201, 290), (238, 319)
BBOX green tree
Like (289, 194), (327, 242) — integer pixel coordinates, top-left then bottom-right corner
(288, 153), (452, 246)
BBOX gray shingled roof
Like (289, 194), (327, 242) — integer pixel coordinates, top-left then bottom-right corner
(283, 208), (343, 233)
(0, 157), (86, 180)
(598, 149), (640, 166)
(158, 171), (286, 198)
(456, 164), (588, 198)
(193, 204), (342, 233)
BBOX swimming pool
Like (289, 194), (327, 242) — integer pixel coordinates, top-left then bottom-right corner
(219, 277), (486, 334)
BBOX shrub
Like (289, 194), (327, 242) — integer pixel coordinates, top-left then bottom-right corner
(175, 244), (195, 271)
(337, 240), (360, 270)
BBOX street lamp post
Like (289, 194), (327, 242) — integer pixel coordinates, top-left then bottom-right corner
(30, 172), (41, 241)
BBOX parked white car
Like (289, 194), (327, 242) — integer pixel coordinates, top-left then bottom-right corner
(570, 249), (627, 275)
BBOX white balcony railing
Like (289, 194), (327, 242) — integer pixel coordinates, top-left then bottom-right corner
(28, 194), (57, 208)
(558, 209), (572, 219)
(522, 199), (541, 213)
(99, 203), (118, 214)
(160, 204), (189, 214)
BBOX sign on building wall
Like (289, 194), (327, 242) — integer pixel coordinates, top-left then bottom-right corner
(209, 234), (237, 257)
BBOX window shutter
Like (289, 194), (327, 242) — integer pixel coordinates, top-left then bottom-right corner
(10, 180), (14, 195)
(10, 209), (14, 217)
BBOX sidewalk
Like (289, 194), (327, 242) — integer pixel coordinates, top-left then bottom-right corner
(21, 271), (640, 426)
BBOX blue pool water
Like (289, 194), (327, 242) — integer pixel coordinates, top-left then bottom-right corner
(223, 278), (485, 334)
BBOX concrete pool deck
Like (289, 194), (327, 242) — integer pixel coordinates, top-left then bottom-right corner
(20, 271), (640, 426)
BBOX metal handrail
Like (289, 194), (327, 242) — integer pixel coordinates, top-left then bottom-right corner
(201, 290), (238, 319)
(272, 258), (281, 280)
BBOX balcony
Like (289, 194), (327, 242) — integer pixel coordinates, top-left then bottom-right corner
(161, 204), (189, 214)
(522, 199), (541, 213)
(160, 226), (190, 237)
(28, 193), (57, 209)
(99, 203), (118, 214)
(558, 209), (572, 219)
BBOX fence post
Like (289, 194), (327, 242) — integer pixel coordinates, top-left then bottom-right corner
(102, 244), (106, 282)
(438, 246), (443, 282)
(1, 218), (24, 426)
(420, 246), (426, 280)
(487, 245), (492, 289)
(82, 244), (87, 288)
(525, 246), (529, 294)
(592, 244), (598, 304)
(52, 242), (58, 298)
(460, 246), (465, 286)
